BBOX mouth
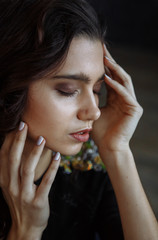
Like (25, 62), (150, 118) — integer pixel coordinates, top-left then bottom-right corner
(70, 128), (92, 142)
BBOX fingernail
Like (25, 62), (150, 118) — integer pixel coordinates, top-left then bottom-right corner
(104, 74), (112, 80)
(37, 136), (44, 146)
(105, 56), (115, 63)
(54, 152), (60, 161)
(19, 121), (25, 131)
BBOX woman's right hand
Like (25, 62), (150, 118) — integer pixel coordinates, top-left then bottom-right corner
(0, 122), (61, 240)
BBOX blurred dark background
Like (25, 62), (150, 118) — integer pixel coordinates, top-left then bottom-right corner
(88, 0), (158, 49)
(88, 0), (158, 218)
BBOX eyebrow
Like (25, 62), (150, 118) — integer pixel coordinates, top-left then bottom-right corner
(53, 72), (105, 83)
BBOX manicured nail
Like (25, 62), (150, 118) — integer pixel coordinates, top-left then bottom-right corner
(54, 152), (60, 161)
(105, 56), (115, 63)
(37, 136), (44, 146)
(103, 43), (106, 50)
(104, 74), (112, 80)
(19, 121), (25, 131)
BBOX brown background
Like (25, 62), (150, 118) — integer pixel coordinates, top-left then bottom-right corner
(88, 0), (158, 218)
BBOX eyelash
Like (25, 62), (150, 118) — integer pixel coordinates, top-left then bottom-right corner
(57, 90), (78, 97)
(58, 89), (101, 98)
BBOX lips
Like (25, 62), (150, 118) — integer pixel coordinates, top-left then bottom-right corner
(70, 128), (92, 142)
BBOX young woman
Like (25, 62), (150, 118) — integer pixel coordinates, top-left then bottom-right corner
(0, 0), (157, 239)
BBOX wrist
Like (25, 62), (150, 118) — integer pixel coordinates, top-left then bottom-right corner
(99, 145), (134, 169)
(7, 224), (44, 240)
(100, 147), (138, 190)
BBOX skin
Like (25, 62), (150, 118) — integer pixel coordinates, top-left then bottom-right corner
(0, 37), (158, 240)
(22, 37), (104, 179)
(23, 37), (103, 155)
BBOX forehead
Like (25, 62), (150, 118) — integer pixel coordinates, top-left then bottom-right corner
(56, 37), (104, 76)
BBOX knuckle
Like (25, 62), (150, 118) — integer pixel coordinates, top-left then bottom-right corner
(30, 146), (41, 158)
(122, 72), (132, 83)
(21, 197), (31, 206)
(127, 76), (132, 84)
(135, 104), (143, 116)
(43, 174), (54, 186)
(33, 198), (44, 209)
(8, 185), (18, 198)
(52, 163), (59, 172)
(21, 192), (33, 204)
(9, 153), (18, 165)
(22, 167), (33, 177)
(112, 63), (119, 73)
(13, 136), (23, 148)
(139, 106), (144, 115)
(126, 73), (132, 80)
(15, 131), (24, 143)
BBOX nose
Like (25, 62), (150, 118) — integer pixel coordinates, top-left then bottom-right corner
(77, 94), (101, 121)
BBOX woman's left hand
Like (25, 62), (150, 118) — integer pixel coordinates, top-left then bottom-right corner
(92, 45), (143, 158)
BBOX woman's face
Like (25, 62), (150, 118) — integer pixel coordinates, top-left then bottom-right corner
(23, 37), (105, 155)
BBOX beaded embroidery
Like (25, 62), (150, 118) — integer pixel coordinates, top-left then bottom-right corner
(60, 139), (106, 174)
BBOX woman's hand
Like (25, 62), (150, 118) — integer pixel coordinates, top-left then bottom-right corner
(92, 46), (158, 240)
(92, 45), (143, 159)
(0, 122), (61, 240)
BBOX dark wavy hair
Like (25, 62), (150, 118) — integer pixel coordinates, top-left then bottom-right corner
(0, 0), (105, 238)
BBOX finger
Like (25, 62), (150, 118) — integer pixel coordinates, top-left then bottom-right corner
(103, 44), (116, 63)
(104, 74), (138, 108)
(0, 122), (27, 189)
(104, 57), (136, 99)
(21, 136), (46, 197)
(8, 122), (28, 193)
(35, 152), (61, 201)
(103, 44), (124, 84)
(104, 65), (112, 78)
(103, 43), (136, 99)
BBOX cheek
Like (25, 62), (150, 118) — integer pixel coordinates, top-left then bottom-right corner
(22, 99), (50, 139)
(22, 96), (77, 140)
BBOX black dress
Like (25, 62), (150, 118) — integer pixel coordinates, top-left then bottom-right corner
(35, 143), (124, 240)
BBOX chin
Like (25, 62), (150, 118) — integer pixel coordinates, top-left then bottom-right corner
(47, 142), (83, 156)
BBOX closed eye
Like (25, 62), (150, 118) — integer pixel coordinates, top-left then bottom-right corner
(57, 89), (78, 97)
